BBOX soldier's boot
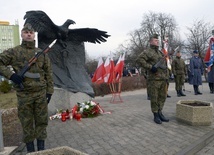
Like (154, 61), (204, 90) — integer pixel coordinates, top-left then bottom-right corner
(167, 94), (171, 98)
(26, 141), (35, 153)
(158, 110), (169, 122)
(193, 85), (198, 95)
(197, 86), (202, 95)
(177, 90), (181, 97)
(179, 90), (186, 96)
(37, 139), (45, 151)
(153, 113), (162, 124)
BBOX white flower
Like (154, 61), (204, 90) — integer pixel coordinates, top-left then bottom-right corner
(80, 102), (85, 106)
(79, 108), (83, 112)
(90, 101), (96, 106)
(85, 105), (89, 109)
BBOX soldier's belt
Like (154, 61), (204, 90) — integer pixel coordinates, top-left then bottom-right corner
(24, 72), (40, 79)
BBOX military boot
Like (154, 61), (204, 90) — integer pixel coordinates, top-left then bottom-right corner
(153, 113), (162, 124)
(26, 141), (35, 153)
(177, 90), (181, 97)
(167, 94), (171, 98)
(37, 139), (45, 151)
(158, 110), (169, 122)
(179, 90), (186, 96)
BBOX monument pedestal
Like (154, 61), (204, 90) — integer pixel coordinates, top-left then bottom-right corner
(48, 87), (92, 115)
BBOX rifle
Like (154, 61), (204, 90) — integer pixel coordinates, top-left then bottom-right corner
(168, 46), (179, 56)
(18, 39), (57, 89)
(154, 58), (167, 70)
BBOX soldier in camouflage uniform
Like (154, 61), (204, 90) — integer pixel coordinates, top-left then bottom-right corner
(136, 34), (169, 124)
(171, 51), (187, 97)
(0, 24), (54, 152)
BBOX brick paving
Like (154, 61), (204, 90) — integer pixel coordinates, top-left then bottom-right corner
(12, 82), (214, 155)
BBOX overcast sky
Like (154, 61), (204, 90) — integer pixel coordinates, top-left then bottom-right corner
(1, 0), (213, 58)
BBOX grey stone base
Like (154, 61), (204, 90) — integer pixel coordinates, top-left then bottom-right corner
(176, 100), (213, 126)
(48, 87), (92, 115)
(27, 146), (88, 155)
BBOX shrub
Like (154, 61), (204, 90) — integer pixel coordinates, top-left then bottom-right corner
(92, 75), (147, 96)
(0, 80), (12, 93)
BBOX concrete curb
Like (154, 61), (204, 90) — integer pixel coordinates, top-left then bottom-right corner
(0, 146), (17, 155)
(175, 129), (214, 155)
(9, 143), (25, 155)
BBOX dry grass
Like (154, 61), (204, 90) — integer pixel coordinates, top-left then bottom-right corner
(0, 91), (17, 109)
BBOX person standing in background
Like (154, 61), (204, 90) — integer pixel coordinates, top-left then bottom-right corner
(172, 51), (187, 97)
(207, 65), (214, 93)
(189, 50), (203, 95)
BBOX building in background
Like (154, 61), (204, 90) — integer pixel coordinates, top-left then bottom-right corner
(0, 20), (20, 81)
(0, 20), (20, 54)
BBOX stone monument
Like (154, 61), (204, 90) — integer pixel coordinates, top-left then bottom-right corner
(23, 10), (110, 114)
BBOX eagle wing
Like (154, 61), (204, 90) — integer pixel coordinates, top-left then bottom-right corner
(23, 10), (58, 41)
(68, 28), (110, 44)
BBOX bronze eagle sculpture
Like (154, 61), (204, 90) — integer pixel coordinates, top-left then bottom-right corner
(23, 10), (110, 97)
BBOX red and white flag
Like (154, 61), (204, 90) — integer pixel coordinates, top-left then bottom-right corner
(104, 56), (110, 83)
(114, 52), (125, 82)
(107, 54), (115, 84)
(204, 37), (214, 72)
(91, 57), (106, 84)
(162, 37), (171, 70)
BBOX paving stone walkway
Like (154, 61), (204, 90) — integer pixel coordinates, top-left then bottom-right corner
(11, 82), (214, 155)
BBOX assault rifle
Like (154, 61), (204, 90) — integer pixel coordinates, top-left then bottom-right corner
(18, 39), (57, 89)
(154, 58), (167, 70)
(154, 46), (179, 70)
(169, 46), (179, 56)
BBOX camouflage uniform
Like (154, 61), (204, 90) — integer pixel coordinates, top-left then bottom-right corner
(0, 41), (54, 143)
(171, 54), (187, 96)
(137, 45), (168, 113)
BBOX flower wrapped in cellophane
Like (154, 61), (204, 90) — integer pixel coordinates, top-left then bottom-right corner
(73, 101), (103, 118)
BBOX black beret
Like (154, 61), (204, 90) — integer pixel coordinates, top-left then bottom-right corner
(193, 50), (198, 54)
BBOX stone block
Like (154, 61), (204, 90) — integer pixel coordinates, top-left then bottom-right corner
(27, 146), (88, 155)
(48, 87), (92, 115)
(176, 100), (213, 126)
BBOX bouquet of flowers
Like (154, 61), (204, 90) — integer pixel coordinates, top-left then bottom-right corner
(72, 100), (103, 118)
(49, 100), (109, 122)
(49, 109), (70, 120)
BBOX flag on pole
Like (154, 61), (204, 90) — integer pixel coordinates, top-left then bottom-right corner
(204, 37), (214, 72)
(104, 56), (110, 83)
(107, 53), (115, 84)
(91, 57), (106, 84)
(162, 37), (171, 70)
(114, 52), (125, 82)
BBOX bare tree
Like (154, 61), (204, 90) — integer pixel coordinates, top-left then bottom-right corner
(140, 11), (178, 49)
(185, 19), (214, 81)
(185, 19), (214, 57)
(119, 11), (179, 67)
